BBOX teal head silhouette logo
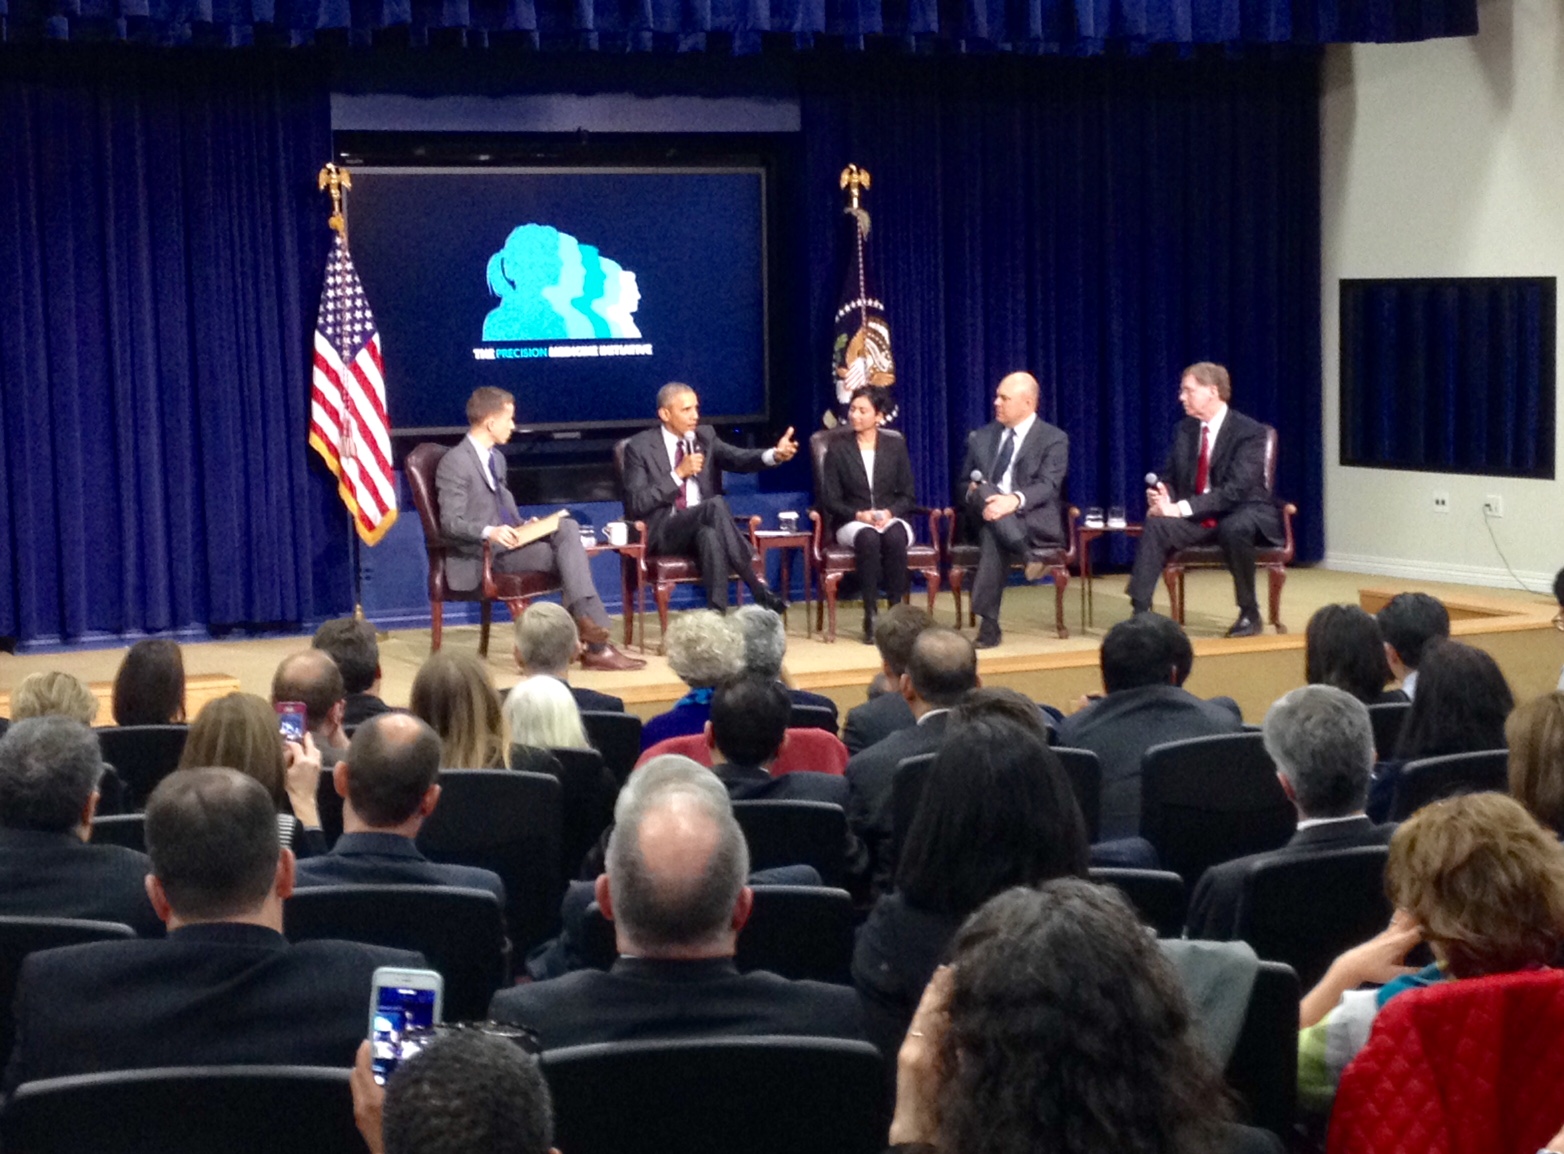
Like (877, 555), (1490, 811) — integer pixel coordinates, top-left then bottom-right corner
(484, 225), (642, 341)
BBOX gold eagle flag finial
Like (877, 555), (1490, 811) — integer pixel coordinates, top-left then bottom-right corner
(839, 164), (872, 237)
(318, 163), (353, 237)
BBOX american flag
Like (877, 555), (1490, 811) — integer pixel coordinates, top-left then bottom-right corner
(309, 232), (397, 545)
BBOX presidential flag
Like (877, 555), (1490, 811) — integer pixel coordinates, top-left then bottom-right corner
(310, 230), (397, 545)
(831, 164), (895, 412)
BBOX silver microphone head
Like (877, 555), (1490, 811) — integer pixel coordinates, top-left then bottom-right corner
(1145, 473), (1159, 488)
(970, 470), (984, 484)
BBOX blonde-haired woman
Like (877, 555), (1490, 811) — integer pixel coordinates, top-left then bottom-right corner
(503, 674), (590, 774)
(10, 671), (98, 725)
(409, 651), (506, 769)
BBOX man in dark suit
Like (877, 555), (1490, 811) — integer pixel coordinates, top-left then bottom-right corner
(841, 604), (932, 755)
(313, 616), (394, 727)
(489, 757), (864, 1049)
(1185, 684), (1396, 940)
(958, 372), (1069, 649)
(1056, 614), (1244, 842)
(272, 648), (350, 768)
(295, 714), (505, 907)
(731, 604), (839, 728)
(845, 628), (978, 894)
(1375, 592), (1449, 701)
(619, 382), (797, 613)
(0, 717), (160, 936)
(4, 767), (422, 1090)
(705, 675), (848, 806)
(512, 601), (624, 713)
(438, 386), (643, 672)
(1128, 362), (1284, 638)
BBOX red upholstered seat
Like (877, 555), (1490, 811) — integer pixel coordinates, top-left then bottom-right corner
(1328, 969), (1564, 1154)
(635, 729), (849, 776)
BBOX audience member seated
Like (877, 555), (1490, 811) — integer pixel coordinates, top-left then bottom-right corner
(1373, 592), (1449, 701)
(313, 617), (394, 726)
(845, 627), (978, 895)
(640, 610), (745, 750)
(110, 638), (186, 725)
(294, 713), (505, 907)
(513, 602), (624, 713)
(1304, 604), (1402, 705)
(10, 671), (98, 725)
(1055, 613), (1243, 842)
(731, 605), (839, 726)
(350, 1030), (558, 1154)
(636, 723), (851, 777)
(853, 712), (1088, 1058)
(1556, 566), (1564, 691)
(840, 605), (932, 755)
(490, 757), (864, 1048)
(0, 718), (160, 935)
(1508, 692), (1564, 837)
(705, 675), (848, 805)
(179, 692), (325, 857)
(409, 651), (507, 769)
(1366, 639), (1514, 822)
(2, 767), (422, 1091)
(272, 649), (351, 767)
(1186, 685), (1396, 939)
(888, 880), (1279, 1154)
(1296, 792), (1564, 1116)
(502, 673), (593, 776)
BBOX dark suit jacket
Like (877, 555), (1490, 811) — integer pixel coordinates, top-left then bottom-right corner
(488, 956), (865, 1050)
(845, 711), (951, 893)
(620, 424), (770, 549)
(0, 828), (162, 937)
(4, 922), (422, 1090)
(1055, 685), (1245, 841)
(435, 437), (519, 592)
(1184, 816), (1397, 941)
(959, 418), (1069, 546)
(571, 684), (625, 713)
(294, 832), (507, 908)
(715, 763), (849, 805)
(789, 686), (840, 728)
(842, 690), (915, 756)
(342, 693), (393, 727)
(819, 432), (915, 534)
(1161, 408), (1280, 534)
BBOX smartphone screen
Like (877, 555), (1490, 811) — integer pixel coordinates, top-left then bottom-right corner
(370, 972), (443, 1085)
(275, 701), (307, 744)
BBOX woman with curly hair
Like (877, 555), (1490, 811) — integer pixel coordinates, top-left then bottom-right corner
(889, 878), (1276, 1154)
(408, 651), (507, 770)
(638, 610), (744, 751)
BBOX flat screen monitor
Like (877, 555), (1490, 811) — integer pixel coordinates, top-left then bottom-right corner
(344, 165), (768, 434)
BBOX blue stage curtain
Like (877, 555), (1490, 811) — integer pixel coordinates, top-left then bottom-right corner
(799, 54), (1324, 565)
(0, 0), (1475, 50)
(0, 51), (350, 644)
(1340, 278), (1555, 478)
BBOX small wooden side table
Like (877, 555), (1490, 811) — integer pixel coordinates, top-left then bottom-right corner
(1078, 522), (1143, 630)
(752, 530), (813, 636)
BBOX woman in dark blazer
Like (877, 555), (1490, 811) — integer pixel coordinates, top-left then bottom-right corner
(821, 385), (916, 643)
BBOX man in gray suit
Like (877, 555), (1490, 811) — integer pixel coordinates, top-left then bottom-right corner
(437, 387), (642, 672)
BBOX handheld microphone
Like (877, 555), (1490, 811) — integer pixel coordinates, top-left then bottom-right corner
(970, 470), (985, 485)
(1145, 473), (1160, 488)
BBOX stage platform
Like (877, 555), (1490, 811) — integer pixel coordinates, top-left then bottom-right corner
(2, 568), (1558, 726)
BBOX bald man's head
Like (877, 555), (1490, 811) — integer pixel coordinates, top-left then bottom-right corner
(341, 712), (442, 828)
(994, 372), (1040, 427)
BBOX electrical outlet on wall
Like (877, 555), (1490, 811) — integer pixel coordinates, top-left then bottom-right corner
(1432, 490), (1451, 514)
(1483, 495), (1504, 518)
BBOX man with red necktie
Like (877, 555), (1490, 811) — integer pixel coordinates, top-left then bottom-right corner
(1126, 362), (1283, 638)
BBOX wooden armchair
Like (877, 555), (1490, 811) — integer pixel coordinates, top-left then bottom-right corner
(946, 504), (1081, 639)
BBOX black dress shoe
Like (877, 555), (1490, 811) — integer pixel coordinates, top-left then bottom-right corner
(974, 618), (1002, 649)
(1225, 615), (1262, 638)
(861, 611), (877, 645)
(753, 586), (787, 615)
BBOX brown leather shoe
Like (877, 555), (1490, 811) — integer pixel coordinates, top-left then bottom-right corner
(573, 615), (611, 648)
(580, 643), (647, 672)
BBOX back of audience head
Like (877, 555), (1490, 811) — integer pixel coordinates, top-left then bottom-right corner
(10, 671), (98, 725)
(145, 767), (284, 925)
(896, 715), (1087, 917)
(271, 649), (345, 735)
(731, 604), (787, 680)
(341, 713), (443, 831)
(1555, 566), (1564, 611)
(111, 638), (186, 725)
(1506, 691), (1564, 836)
(179, 692), (288, 809)
(382, 1031), (556, 1154)
(904, 627), (978, 707)
(1393, 639), (1513, 760)
(708, 674), (789, 768)
(662, 610), (744, 690)
(312, 617), (381, 696)
(875, 604), (934, 680)
(1374, 593), (1449, 675)
(950, 686), (1050, 739)
(0, 717), (103, 835)
(602, 755), (750, 958)
(1263, 684), (1374, 819)
(1304, 604), (1394, 704)
(1387, 792), (1564, 979)
(503, 674), (588, 755)
(409, 652), (506, 770)
(512, 603), (578, 679)
(934, 879), (1232, 1154)
(1100, 613), (1187, 694)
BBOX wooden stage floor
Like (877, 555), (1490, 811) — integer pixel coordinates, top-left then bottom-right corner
(3, 568), (1560, 727)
